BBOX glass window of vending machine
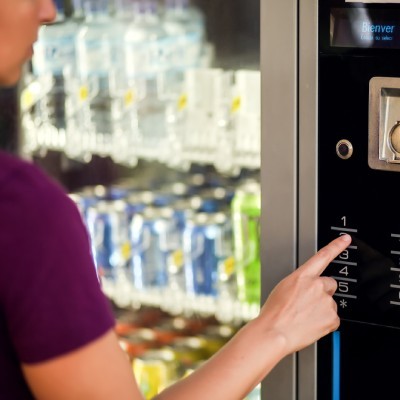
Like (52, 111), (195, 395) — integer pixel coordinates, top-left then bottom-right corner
(5, 0), (262, 399)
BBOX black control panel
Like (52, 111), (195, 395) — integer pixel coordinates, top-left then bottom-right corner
(319, 0), (400, 331)
(317, 1), (400, 398)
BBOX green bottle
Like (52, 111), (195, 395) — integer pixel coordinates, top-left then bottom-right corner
(231, 180), (261, 305)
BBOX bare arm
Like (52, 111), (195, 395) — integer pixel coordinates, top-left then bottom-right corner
(23, 330), (145, 400)
(155, 234), (350, 400)
(22, 235), (350, 400)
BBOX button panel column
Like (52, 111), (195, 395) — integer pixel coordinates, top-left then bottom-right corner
(322, 217), (359, 315)
(389, 233), (400, 307)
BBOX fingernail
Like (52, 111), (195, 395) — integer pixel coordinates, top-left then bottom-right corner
(340, 234), (351, 243)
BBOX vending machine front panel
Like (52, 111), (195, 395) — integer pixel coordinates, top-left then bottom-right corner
(319, 0), (400, 329)
(317, 1), (400, 398)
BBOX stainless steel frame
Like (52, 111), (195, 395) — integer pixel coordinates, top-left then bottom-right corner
(298, 0), (319, 399)
(260, 0), (318, 399)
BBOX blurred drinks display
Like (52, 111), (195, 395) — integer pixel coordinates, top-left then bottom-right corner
(20, 0), (260, 175)
(69, 173), (261, 323)
(113, 307), (262, 399)
(18, 1), (261, 399)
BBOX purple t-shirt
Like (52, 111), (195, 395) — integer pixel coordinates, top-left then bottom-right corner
(0, 151), (115, 398)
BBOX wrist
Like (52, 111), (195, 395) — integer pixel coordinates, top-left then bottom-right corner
(223, 316), (290, 386)
(247, 315), (290, 359)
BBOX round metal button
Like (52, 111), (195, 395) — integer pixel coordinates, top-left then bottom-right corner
(336, 139), (353, 160)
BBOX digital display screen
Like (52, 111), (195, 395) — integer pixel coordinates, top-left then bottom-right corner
(331, 8), (400, 48)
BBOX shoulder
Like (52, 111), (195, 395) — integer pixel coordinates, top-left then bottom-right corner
(0, 151), (49, 187)
(0, 153), (115, 364)
(0, 152), (78, 226)
(0, 151), (86, 290)
(0, 151), (68, 204)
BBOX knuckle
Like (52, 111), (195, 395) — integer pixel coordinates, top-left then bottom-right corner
(329, 277), (338, 290)
(315, 278), (325, 291)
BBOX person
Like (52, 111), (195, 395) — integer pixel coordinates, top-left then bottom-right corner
(0, 1), (351, 399)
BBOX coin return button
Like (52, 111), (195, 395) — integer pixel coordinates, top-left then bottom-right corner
(336, 139), (353, 160)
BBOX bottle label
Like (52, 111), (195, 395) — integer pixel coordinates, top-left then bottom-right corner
(77, 38), (113, 77)
(33, 37), (75, 75)
(125, 39), (167, 78)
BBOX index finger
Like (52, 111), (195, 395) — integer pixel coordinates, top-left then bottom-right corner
(297, 234), (352, 277)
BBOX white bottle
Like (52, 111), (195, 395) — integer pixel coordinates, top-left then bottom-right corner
(124, 0), (170, 158)
(163, 0), (205, 69)
(166, 68), (227, 170)
(231, 70), (261, 171)
(75, 0), (126, 155)
(71, 0), (85, 22)
(32, 0), (77, 148)
(110, 0), (140, 167)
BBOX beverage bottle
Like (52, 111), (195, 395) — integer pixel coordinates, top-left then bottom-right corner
(231, 179), (261, 311)
(109, 0), (140, 166)
(164, 0), (206, 41)
(231, 70), (261, 171)
(124, 0), (170, 159)
(165, 68), (228, 170)
(161, 0), (206, 97)
(71, 0), (85, 22)
(75, 0), (126, 156)
(31, 0), (78, 149)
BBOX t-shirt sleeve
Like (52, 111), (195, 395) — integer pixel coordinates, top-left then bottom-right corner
(0, 163), (115, 364)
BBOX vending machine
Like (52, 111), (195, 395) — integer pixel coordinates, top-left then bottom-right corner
(262, 0), (400, 399)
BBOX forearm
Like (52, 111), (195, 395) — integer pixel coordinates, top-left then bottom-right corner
(154, 317), (287, 400)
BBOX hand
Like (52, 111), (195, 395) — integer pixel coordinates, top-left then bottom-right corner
(152, 236), (351, 400)
(257, 234), (351, 356)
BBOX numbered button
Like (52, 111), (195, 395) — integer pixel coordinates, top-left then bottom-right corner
(328, 262), (356, 279)
(333, 277), (357, 296)
(333, 278), (358, 312)
(390, 233), (400, 268)
(389, 287), (400, 307)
